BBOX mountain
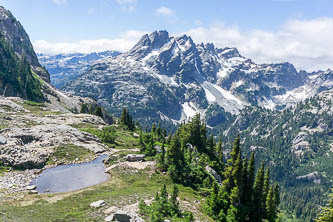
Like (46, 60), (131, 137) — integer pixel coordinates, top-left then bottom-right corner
(0, 6), (49, 83)
(0, 32), (45, 101)
(62, 30), (333, 221)
(38, 51), (120, 88)
(0, 6), (52, 101)
(216, 88), (333, 220)
(64, 30), (333, 127)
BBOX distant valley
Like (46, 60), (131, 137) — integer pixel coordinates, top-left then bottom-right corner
(38, 51), (120, 88)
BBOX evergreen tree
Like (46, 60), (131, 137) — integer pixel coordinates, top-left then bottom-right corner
(166, 134), (184, 181)
(170, 185), (180, 216)
(273, 183), (280, 211)
(162, 128), (167, 138)
(158, 142), (167, 171)
(251, 163), (265, 222)
(247, 152), (255, 195)
(157, 124), (161, 137)
(145, 135), (156, 156)
(263, 168), (270, 217)
(216, 139), (224, 163)
(139, 184), (194, 222)
(152, 123), (156, 134)
(232, 152), (243, 198)
(167, 134), (172, 145)
(121, 108), (127, 124)
(94, 106), (103, 118)
(188, 114), (206, 153)
(315, 189), (333, 222)
(120, 108), (135, 130)
(226, 187), (241, 222)
(230, 135), (240, 163)
(80, 103), (88, 113)
(128, 115), (133, 129)
(241, 158), (249, 217)
(208, 134), (215, 159)
(206, 182), (221, 217)
(222, 136), (242, 194)
(265, 185), (277, 222)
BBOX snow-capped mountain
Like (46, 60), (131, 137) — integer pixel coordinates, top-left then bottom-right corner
(38, 51), (120, 88)
(63, 30), (333, 126)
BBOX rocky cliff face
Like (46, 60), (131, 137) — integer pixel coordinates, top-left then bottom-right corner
(64, 30), (333, 126)
(0, 6), (49, 82)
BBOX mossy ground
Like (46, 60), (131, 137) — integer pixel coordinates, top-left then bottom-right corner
(46, 144), (95, 165)
(17, 100), (61, 116)
(79, 124), (141, 150)
(0, 166), (11, 177)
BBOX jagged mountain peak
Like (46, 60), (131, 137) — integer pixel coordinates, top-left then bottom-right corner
(63, 29), (333, 127)
(128, 31), (245, 65)
(148, 30), (170, 48)
(0, 6), (12, 19)
(129, 30), (170, 57)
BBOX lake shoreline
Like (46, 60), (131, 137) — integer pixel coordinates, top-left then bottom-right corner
(0, 152), (111, 199)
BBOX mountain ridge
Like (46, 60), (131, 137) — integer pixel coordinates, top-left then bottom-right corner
(63, 30), (333, 127)
(37, 51), (120, 88)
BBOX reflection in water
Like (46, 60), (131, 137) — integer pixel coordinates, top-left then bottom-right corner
(31, 155), (109, 193)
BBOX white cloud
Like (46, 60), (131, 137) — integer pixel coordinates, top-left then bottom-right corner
(156, 6), (174, 16)
(116, 0), (136, 4)
(185, 17), (333, 71)
(115, 0), (137, 12)
(33, 17), (333, 71)
(33, 30), (146, 54)
(52, 0), (67, 5)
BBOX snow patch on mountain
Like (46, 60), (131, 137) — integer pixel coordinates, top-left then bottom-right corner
(182, 102), (200, 119)
(274, 85), (315, 104)
(62, 30), (333, 126)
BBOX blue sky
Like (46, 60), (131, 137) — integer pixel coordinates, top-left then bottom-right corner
(1, 0), (333, 71)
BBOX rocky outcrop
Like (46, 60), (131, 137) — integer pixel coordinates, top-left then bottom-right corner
(109, 211), (132, 222)
(296, 171), (321, 184)
(25, 185), (36, 190)
(124, 154), (145, 162)
(103, 202), (146, 222)
(0, 136), (6, 145)
(90, 200), (106, 208)
(292, 132), (311, 157)
(205, 165), (222, 184)
(0, 96), (108, 169)
(0, 169), (41, 194)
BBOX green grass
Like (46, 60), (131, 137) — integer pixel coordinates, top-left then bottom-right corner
(0, 168), (210, 222)
(106, 149), (141, 165)
(47, 144), (95, 165)
(80, 125), (140, 150)
(0, 123), (212, 221)
(0, 123), (7, 130)
(70, 123), (98, 129)
(24, 100), (45, 107)
(14, 100), (61, 116)
(0, 166), (11, 177)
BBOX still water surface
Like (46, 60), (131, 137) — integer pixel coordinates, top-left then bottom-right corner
(31, 155), (109, 193)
